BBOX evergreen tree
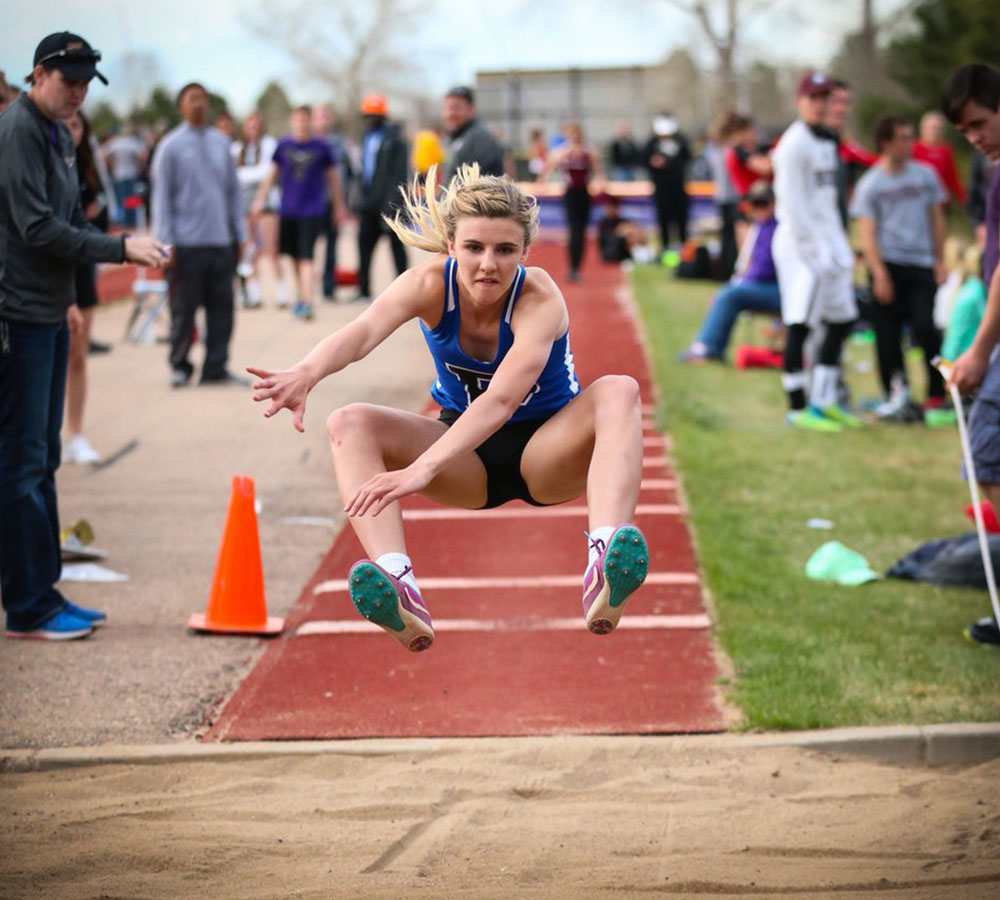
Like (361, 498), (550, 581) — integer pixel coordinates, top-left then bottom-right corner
(887, 0), (1000, 108)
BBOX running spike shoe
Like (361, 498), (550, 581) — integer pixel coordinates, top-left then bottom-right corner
(963, 616), (999, 647)
(813, 404), (864, 428)
(582, 525), (649, 635)
(348, 560), (434, 652)
(786, 409), (843, 433)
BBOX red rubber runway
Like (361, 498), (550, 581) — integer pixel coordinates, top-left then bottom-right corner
(206, 245), (725, 740)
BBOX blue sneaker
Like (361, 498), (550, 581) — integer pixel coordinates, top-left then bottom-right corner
(63, 601), (107, 628)
(5, 609), (94, 641)
(292, 300), (314, 321)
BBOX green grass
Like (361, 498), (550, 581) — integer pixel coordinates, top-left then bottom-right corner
(632, 267), (1000, 730)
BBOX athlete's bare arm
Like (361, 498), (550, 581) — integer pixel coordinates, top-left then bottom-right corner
(856, 216), (892, 303)
(248, 257), (446, 431)
(345, 268), (567, 517)
(250, 164), (279, 217)
(326, 166), (347, 226)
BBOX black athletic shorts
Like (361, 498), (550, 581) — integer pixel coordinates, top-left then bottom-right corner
(279, 214), (326, 260)
(438, 407), (557, 509)
(74, 262), (99, 310)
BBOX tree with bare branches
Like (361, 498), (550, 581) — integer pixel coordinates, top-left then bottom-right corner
(662, 0), (777, 102)
(245, 0), (429, 130)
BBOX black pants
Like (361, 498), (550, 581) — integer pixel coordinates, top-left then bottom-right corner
(168, 245), (235, 380)
(321, 201), (339, 297)
(357, 209), (408, 297)
(654, 189), (689, 252)
(716, 201), (738, 281)
(563, 187), (591, 272)
(870, 262), (944, 399)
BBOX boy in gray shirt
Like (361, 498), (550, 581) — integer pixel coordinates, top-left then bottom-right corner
(851, 114), (946, 415)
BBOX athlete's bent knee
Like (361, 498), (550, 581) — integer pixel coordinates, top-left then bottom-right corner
(326, 403), (377, 445)
(594, 374), (641, 410)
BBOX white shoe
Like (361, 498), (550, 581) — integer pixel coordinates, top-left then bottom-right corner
(63, 434), (101, 465)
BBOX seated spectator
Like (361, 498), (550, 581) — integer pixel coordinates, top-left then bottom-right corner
(597, 195), (651, 263)
(679, 181), (781, 362)
(941, 244), (986, 362)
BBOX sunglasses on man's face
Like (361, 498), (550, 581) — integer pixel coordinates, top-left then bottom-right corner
(37, 47), (102, 66)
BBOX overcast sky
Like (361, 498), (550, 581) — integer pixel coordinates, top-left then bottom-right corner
(4, 0), (913, 114)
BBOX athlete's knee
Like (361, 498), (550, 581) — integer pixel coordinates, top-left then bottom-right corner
(594, 374), (641, 411)
(325, 403), (378, 446)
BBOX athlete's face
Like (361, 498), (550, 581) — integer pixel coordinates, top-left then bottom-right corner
(442, 96), (473, 134)
(920, 112), (944, 144)
(311, 104), (333, 136)
(449, 217), (526, 308)
(289, 110), (311, 142)
(179, 86), (208, 127)
(825, 88), (851, 132)
(955, 100), (1000, 161)
(31, 67), (89, 120)
(883, 123), (913, 164)
(796, 92), (828, 126)
(243, 113), (263, 143)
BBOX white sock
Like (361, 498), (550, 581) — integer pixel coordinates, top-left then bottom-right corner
(376, 552), (418, 593)
(811, 365), (840, 410)
(585, 526), (615, 570)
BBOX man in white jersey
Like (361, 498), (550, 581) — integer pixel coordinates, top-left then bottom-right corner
(772, 72), (860, 432)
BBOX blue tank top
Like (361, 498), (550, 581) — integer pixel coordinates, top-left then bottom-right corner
(420, 257), (580, 422)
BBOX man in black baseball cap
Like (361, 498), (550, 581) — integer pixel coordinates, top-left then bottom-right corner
(0, 31), (166, 641)
(30, 32), (107, 85)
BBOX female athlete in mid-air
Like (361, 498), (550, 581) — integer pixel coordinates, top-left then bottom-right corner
(248, 164), (648, 651)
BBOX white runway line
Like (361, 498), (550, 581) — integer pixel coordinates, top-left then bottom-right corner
(314, 571), (699, 596)
(400, 503), (681, 521)
(296, 613), (711, 637)
(640, 478), (676, 489)
(642, 456), (669, 468)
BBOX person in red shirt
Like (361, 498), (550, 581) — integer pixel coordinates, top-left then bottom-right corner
(913, 110), (966, 205)
(722, 113), (772, 197)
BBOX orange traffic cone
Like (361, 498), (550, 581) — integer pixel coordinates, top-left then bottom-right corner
(188, 476), (284, 635)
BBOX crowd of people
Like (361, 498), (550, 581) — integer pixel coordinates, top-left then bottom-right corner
(2, 29), (998, 650)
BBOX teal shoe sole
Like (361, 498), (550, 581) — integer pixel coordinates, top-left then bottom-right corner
(348, 561), (434, 652)
(349, 562), (406, 632)
(586, 526), (649, 635)
(604, 526), (649, 609)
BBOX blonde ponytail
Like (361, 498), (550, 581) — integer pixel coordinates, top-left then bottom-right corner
(384, 163), (538, 253)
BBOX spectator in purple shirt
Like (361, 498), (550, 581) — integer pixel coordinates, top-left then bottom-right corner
(680, 181), (781, 362)
(252, 106), (346, 320)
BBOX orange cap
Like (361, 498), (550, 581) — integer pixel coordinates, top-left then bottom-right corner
(360, 93), (388, 116)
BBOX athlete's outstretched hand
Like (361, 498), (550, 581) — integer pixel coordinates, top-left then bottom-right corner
(345, 463), (434, 518)
(247, 364), (312, 432)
